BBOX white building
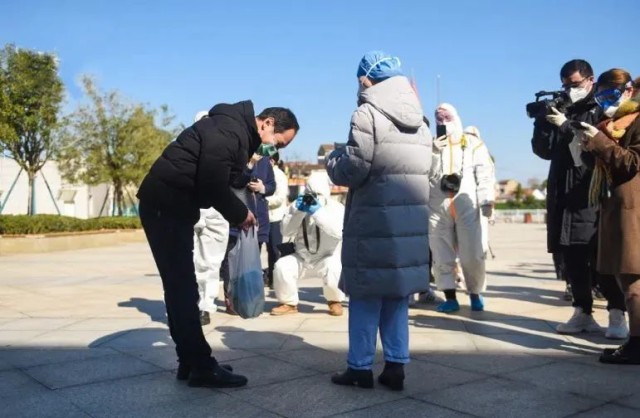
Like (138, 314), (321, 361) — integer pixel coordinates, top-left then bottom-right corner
(0, 156), (114, 218)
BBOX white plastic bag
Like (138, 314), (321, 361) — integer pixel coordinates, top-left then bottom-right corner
(228, 227), (265, 319)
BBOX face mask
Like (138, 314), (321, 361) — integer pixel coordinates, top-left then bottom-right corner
(444, 121), (463, 141)
(256, 143), (278, 157)
(569, 86), (589, 103)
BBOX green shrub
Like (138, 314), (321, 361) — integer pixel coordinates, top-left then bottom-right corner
(495, 200), (546, 210)
(0, 215), (141, 235)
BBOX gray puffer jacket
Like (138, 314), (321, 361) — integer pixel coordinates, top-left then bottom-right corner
(326, 76), (432, 298)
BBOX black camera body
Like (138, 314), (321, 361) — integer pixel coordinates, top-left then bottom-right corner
(526, 90), (568, 119)
(440, 174), (462, 193)
(302, 191), (318, 206)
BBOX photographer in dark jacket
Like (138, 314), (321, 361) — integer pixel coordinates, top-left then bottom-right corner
(532, 60), (627, 339)
(137, 102), (298, 388)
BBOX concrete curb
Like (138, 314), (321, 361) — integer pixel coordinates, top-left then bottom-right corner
(0, 229), (146, 256)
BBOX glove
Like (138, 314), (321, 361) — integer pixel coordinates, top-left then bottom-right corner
(305, 200), (322, 215)
(578, 122), (599, 138)
(545, 107), (567, 127)
(294, 195), (308, 212)
(433, 135), (448, 152)
(481, 204), (493, 218)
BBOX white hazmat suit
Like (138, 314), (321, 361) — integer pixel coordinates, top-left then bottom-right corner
(273, 173), (346, 307)
(429, 104), (495, 295)
(193, 208), (229, 312)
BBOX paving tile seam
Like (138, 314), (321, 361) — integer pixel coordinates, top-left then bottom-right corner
(561, 400), (618, 417)
(407, 395), (483, 417)
(611, 394), (640, 410)
(49, 369), (168, 392)
(2, 347), (120, 369)
(414, 354), (558, 377)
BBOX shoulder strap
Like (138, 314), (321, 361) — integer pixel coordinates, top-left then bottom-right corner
(302, 217), (321, 254)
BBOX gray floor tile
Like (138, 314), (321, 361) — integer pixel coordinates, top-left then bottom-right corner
(383, 359), (485, 395)
(57, 371), (205, 417)
(505, 361), (639, 401)
(332, 398), (470, 418)
(3, 392), (91, 418)
(0, 347), (116, 368)
(572, 403), (640, 417)
(267, 347), (349, 373)
(24, 352), (162, 389)
(418, 353), (555, 375)
(0, 369), (47, 399)
(220, 355), (318, 391)
(418, 377), (601, 418)
(229, 373), (405, 418)
(615, 394), (640, 410)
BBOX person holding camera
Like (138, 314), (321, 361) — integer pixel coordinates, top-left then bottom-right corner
(429, 103), (495, 313)
(578, 69), (640, 364)
(326, 51), (431, 391)
(270, 172), (346, 316)
(137, 102), (298, 388)
(531, 60), (627, 339)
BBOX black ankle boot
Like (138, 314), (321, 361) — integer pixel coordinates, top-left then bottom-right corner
(378, 362), (405, 391)
(188, 364), (247, 388)
(331, 368), (374, 389)
(176, 363), (234, 381)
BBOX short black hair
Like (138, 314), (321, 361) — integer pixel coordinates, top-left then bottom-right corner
(257, 107), (300, 133)
(270, 152), (280, 163)
(560, 59), (594, 79)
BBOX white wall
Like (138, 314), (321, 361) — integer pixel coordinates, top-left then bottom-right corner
(0, 157), (112, 218)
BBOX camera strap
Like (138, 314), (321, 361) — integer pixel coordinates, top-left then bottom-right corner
(302, 217), (321, 254)
(440, 135), (467, 177)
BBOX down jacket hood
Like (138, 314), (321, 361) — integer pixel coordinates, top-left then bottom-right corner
(359, 76), (423, 129)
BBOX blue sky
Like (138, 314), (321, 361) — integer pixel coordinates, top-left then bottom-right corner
(1, 0), (638, 182)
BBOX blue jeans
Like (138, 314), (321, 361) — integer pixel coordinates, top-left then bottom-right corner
(347, 297), (410, 370)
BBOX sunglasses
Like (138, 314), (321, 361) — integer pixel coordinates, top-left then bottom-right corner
(594, 88), (623, 108)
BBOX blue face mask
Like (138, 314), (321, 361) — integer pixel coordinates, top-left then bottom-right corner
(256, 143), (278, 157)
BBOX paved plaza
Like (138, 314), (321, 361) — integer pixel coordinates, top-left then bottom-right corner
(0, 223), (638, 417)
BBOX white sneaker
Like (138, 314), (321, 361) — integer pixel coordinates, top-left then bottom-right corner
(556, 307), (602, 334)
(605, 309), (629, 340)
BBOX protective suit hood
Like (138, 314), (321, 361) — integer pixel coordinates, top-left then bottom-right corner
(359, 76), (424, 130)
(436, 103), (464, 142)
(305, 172), (332, 198)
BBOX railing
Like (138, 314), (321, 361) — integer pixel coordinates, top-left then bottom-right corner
(493, 209), (546, 224)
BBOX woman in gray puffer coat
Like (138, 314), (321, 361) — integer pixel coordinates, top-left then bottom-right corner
(326, 51), (432, 391)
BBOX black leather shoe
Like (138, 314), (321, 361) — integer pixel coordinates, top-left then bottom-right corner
(200, 311), (210, 326)
(188, 365), (248, 388)
(176, 363), (233, 381)
(331, 368), (374, 389)
(378, 362), (405, 391)
(600, 344), (640, 365)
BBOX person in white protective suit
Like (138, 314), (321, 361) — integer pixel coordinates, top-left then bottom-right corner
(192, 111), (230, 326)
(429, 104), (496, 313)
(193, 208), (229, 325)
(270, 172), (346, 316)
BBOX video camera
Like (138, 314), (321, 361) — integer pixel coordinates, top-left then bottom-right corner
(526, 90), (569, 119)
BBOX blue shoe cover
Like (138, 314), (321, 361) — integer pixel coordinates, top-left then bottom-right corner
(436, 300), (460, 313)
(470, 295), (485, 312)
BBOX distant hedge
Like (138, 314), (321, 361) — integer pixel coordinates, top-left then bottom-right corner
(495, 201), (546, 210)
(0, 215), (141, 235)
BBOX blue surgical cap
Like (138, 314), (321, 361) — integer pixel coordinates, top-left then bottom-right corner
(356, 50), (403, 81)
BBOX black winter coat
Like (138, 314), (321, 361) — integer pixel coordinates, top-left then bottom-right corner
(531, 93), (603, 253)
(137, 101), (261, 225)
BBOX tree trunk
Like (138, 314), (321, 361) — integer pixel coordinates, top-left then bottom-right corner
(27, 173), (36, 216)
(113, 181), (124, 216)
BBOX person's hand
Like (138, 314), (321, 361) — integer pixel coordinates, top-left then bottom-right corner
(239, 210), (257, 231)
(433, 135), (448, 152)
(247, 179), (265, 194)
(578, 122), (599, 138)
(545, 107), (567, 127)
(481, 204), (494, 218)
(303, 199), (322, 215)
(247, 153), (262, 169)
(294, 195), (308, 212)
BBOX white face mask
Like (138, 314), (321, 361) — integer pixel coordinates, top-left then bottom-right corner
(569, 86), (589, 103)
(444, 121), (463, 142)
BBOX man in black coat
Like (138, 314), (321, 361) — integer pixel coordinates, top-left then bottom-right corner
(532, 60), (627, 339)
(137, 102), (298, 388)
